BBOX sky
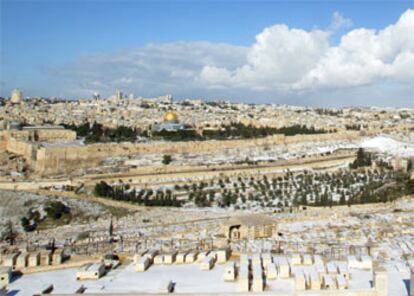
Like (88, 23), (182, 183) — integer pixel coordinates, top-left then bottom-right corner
(0, 0), (413, 107)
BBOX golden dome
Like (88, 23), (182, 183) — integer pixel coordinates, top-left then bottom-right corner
(164, 111), (178, 122)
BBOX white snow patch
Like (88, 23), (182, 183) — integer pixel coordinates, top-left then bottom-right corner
(360, 136), (414, 157)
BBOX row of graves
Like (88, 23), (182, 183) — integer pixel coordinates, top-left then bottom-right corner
(129, 249), (413, 296)
(134, 248), (231, 272)
(42, 248), (232, 294)
(134, 248), (232, 293)
(0, 248), (65, 287)
(0, 249), (64, 269)
(2, 249), (413, 294)
(88, 249), (411, 295)
(223, 253), (396, 294)
(1, 253), (121, 295)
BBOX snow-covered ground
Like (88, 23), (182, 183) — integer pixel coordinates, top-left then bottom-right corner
(0, 190), (107, 234)
(360, 136), (414, 158)
(6, 260), (410, 295)
(121, 135), (413, 169)
(7, 264), (239, 296)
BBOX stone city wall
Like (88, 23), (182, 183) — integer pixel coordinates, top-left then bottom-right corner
(0, 132), (6, 151)
(284, 132), (360, 144)
(33, 129), (77, 142)
(5, 137), (36, 165)
(33, 131), (363, 175)
(0, 129), (76, 142)
(0, 129), (77, 167)
(1, 129), (367, 175)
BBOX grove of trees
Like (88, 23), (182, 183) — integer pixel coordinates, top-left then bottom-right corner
(64, 122), (145, 143)
(65, 122), (331, 143)
(350, 148), (372, 169)
(94, 181), (183, 207)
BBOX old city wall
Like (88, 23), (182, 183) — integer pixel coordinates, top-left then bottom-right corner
(35, 129), (77, 142)
(34, 131), (362, 175)
(0, 129), (76, 142)
(0, 131), (7, 151)
(34, 135), (284, 174)
(0, 129), (77, 166)
(0, 131), (34, 162)
(284, 131), (361, 143)
(5, 137), (36, 165)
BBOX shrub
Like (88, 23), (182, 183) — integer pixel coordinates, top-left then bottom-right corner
(162, 155), (172, 165)
(44, 201), (70, 220)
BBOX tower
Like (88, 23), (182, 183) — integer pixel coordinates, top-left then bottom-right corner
(92, 92), (100, 100)
(116, 90), (123, 101)
(10, 89), (23, 104)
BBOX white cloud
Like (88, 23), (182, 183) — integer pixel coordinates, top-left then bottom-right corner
(391, 51), (414, 82)
(200, 25), (330, 91)
(295, 9), (414, 90)
(51, 41), (247, 97)
(50, 10), (414, 106)
(329, 11), (353, 31)
(200, 9), (414, 95)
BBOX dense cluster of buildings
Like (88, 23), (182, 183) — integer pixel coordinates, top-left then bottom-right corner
(1, 89), (413, 133)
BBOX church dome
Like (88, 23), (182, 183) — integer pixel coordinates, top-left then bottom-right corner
(164, 111), (178, 122)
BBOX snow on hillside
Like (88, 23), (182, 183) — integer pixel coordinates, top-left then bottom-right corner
(360, 136), (414, 157)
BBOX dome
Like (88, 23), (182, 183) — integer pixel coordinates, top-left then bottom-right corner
(164, 111), (178, 122)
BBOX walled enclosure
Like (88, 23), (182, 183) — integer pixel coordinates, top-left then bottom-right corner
(1, 129), (366, 175)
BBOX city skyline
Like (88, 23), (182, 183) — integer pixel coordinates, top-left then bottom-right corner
(1, 1), (413, 107)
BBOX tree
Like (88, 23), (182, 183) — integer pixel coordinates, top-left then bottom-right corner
(350, 148), (372, 169)
(162, 154), (172, 165)
(339, 192), (346, 205)
(20, 217), (34, 232)
(300, 194), (308, 206)
(1, 220), (18, 245)
(347, 197), (352, 207)
(406, 178), (414, 194)
(94, 181), (112, 197)
(208, 191), (215, 202)
(109, 219), (114, 237)
(45, 201), (70, 220)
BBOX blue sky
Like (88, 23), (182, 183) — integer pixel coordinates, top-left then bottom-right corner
(1, 1), (413, 106)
